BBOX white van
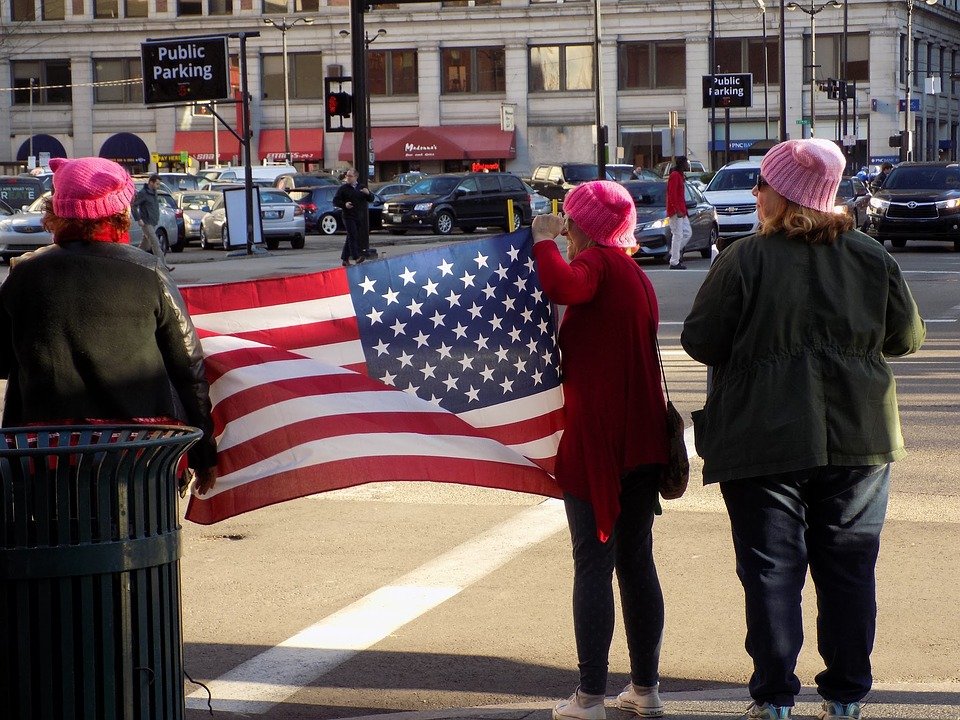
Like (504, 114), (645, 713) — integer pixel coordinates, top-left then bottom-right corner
(206, 164), (298, 186)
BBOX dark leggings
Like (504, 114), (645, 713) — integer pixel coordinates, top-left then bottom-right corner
(563, 467), (664, 695)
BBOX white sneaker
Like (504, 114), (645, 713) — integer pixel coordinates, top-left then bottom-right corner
(617, 682), (664, 717)
(553, 688), (607, 720)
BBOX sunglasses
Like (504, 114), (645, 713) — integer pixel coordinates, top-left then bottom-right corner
(755, 175), (769, 189)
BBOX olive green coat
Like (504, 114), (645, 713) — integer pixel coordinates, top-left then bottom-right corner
(681, 229), (925, 484)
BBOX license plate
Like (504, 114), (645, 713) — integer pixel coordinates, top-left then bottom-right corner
(391, 214), (403, 222)
(262, 210), (281, 220)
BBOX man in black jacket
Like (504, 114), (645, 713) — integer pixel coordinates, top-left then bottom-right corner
(333, 167), (372, 266)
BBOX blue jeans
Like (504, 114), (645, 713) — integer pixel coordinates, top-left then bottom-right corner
(720, 464), (891, 707)
(563, 466), (664, 695)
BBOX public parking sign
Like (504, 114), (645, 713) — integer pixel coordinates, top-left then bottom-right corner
(141, 36), (230, 105)
(702, 74), (753, 109)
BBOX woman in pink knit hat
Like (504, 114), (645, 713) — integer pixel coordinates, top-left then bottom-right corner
(531, 180), (670, 720)
(682, 139), (926, 720)
(0, 156), (218, 495)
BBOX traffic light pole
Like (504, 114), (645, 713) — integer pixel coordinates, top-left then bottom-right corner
(349, 0), (371, 253)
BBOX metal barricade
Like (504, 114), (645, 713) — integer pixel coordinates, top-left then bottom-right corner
(0, 424), (202, 720)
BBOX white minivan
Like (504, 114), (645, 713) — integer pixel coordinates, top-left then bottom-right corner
(203, 164), (298, 187)
(701, 159), (762, 241)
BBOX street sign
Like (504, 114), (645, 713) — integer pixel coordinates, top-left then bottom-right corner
(796, 118), (811, 125)
(141, 36), (230, 105)
(897, 98), (921, 112)
(702, 74), (753, 109)
(843, 134), (857, 147)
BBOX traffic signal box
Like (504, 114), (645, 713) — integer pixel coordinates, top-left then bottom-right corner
(324, 76), (353, 133)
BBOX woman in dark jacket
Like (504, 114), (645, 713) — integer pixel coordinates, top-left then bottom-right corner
(0, 156), (217, 493)
(532, 181), (669, 720)
(682, 139), (925, 720)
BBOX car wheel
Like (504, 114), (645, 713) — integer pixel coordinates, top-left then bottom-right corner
(701, 227), (718, 258)
(461, 226), (477, 234)
(221, 226), (230, 251)
(504, 208), (523, 231)
(156, 228), (170, 254)
(890, 238), (907, 248)
(319, 214), (339, 236)
(434, 210), (454, 235)
(199, 226), (210, 250)
(291, 235), (305, 250)
(170, 234), (185, 253)
(265, 237), (280, 250)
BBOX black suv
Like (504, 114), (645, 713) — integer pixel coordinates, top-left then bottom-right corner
(867, 162), (960, 250)
(527, 163), (608, 207)
(381, 172), (531, 235)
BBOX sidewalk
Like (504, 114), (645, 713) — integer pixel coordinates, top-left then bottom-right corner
(336, 685), (960, 720)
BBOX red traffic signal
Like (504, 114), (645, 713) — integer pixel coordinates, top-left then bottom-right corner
(326, 91), (353, 118)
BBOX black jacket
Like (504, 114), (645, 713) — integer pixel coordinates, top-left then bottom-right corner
(332, 182), (370, 218)
(0, 240), (217, 470)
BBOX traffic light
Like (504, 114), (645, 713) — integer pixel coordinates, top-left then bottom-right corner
(825, 78), (838, 100)
(889, 132), (903, 148)
(326, 91), (352, 119)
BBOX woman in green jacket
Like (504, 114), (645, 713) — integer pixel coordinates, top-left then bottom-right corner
(681, 139), (925, 720)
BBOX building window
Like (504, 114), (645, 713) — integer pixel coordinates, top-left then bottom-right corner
(94, 58), (143, 103)
(369, 49), (418, 96)
(95, 0), (119, 18)
(715, 37), (780, 84)
(530, 44), (593, 92)
(441, 47), (504, 93)
(262, 52), (324, 100)
(12, 0), (35, 20)
(126, 0), (148, 17)
(209, 0), (233, 15)
(42, 0), (65, 20)
(12, 61), (72, 105)
(263, 0), (285, 10)
(618, 41), (685, 90)
(178, 0), (202, 15)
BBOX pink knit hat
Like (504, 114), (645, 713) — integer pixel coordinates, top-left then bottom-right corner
(49, 157), (135, 220)
(563, 180), (637, 247)
(759, 138), (846, 212)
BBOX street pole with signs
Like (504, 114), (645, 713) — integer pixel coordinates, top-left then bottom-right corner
(263, 16), (315, 166)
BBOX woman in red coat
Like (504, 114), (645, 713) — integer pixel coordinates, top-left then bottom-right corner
(531, 181), (670, 720)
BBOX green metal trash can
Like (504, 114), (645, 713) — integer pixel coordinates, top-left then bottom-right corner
(0, 424), (202, 720)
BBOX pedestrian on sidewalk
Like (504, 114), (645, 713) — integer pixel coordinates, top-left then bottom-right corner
(334, 167), (372, 266)
(0, 157), (218, 496)
(666, 156), (692, 269)
(131, 173), (172, 272)
(681, 138), (926, 720)
(531, 181), (670, 720)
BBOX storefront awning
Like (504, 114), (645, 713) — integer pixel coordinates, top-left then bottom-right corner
(338, 125), (516, 162)
(258, 128), (324, 162)
(99, 132), (150, 164)
(173, 130), (241, 164)
(16, 134), (67, 162)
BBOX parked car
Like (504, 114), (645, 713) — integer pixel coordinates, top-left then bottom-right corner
(701, 159), (762, 241)
(522, 181), (552, 216)
(0, 174), (45, 210)
(155, 173), (203, 191)
(392, 171), (428, 185)
(275, 172), (340, 190)
(633, 168), (663, 181)
(200, 188), (306, 250)
(20, 169), (54, 192)
(381, 172), (531, 235)
(606, 164), (640, 183)
(288, 185), (341, 235)
(369, 182), (412, 202)
(527, 163), (613, 207)
(0, 190), (180, 261)
(202, 164), (298, 186)
(624, 179), (718, 261)
(174, 190), (221, 243)
(833, 176), (872, 231)
(653, 159), (709, 181)
(866, 162), (960, 250)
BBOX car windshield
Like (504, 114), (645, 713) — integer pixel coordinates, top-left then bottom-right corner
(27, 194), (49, 212)
(607, 167), (635, 182)
(408, 177), (460, 195)
(182, 193), (218, 209)
(705, 168), (760, 192)
(565, 165), (602, 183)
(260, 190), (293, 204)
(626, 183), (667, 207)
(836, 179), (855, 199)
(883, 167), (960, 191)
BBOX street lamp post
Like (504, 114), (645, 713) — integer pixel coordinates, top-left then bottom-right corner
(787, 0), (841, 137)
(756, 0), (770, 139)
(263, 16), (315, 166)
(339, 28), (386, 181)
(904, 0), (939, 161)
(28, 78), (36, 168)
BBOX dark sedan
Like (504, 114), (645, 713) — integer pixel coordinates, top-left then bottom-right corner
(622, 180), (718, 261)
(833, 177), (871, 231)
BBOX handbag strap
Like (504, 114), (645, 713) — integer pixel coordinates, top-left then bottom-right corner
(637, 270), (671, 403)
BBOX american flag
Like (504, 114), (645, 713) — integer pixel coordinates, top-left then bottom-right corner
(181, 229), (565, 524)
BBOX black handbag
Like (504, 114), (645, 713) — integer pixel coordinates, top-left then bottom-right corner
(655, 336), (690, 500)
